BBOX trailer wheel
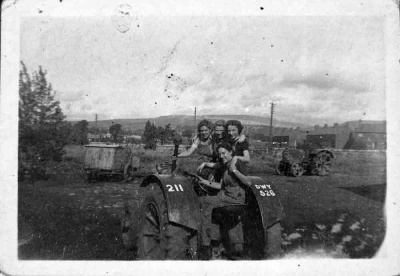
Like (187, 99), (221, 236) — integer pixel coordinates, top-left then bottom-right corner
(124, 164), (134, 181)
(85, 171), (92, 182)
(136, 183), (195, 260)
(85, 171), (97, 183)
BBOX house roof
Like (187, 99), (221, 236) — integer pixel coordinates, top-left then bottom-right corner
(342, 120), (386, 130)
(85, 143), (123, 148)
(355, 123), (386, 133)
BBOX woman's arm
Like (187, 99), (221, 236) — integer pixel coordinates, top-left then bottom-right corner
(197, 162), (216, 172)
(198, 176), (222, 190)
(177, 139), (199, 158)
(237, 134), (246, 143)
(232, 150), (250, 165)
(229, 163), (252, 187)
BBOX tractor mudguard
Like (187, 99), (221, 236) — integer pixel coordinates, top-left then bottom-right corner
(141, 174), (201, 231)
(310, 149), (334, 158)
(248, 176), (285, 229)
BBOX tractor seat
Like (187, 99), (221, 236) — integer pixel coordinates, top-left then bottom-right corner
(212, 205), (247, 223)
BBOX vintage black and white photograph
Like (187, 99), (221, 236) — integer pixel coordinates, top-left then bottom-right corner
(1, 0), (400, 275)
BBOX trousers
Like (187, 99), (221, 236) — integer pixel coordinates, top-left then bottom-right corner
(198, 191), (245, 246)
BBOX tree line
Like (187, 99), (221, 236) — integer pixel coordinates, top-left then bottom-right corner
(18, 62), (189, 162)
(142, 121), (186, 149)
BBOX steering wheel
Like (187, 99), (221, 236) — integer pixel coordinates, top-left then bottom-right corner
(182, 171), (218, 196)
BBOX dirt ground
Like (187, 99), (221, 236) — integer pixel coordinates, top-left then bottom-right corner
(18, 159), (386, 260)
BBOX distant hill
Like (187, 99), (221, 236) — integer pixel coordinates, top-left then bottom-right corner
(69, 114), (312, 131)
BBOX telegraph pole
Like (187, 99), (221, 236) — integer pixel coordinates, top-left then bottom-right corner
(193, 107), (197, 138)
(269, 103), (275, 150)
(95, 114), (98, 142)
(96, 114), (102, 142)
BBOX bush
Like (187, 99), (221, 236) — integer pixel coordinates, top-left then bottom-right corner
(248, 153), (277, 174)
(62, 145), (86, 162)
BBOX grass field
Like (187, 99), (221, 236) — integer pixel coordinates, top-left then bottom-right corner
(60, 144), (386, 176)
(17, 145), (386, 260)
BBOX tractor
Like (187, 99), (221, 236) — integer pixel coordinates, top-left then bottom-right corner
(121, 141), (285, 260)
(276, 147), (334, 177)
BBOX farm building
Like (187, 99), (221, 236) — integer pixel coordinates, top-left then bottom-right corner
(270, 120), (386, 149)
(272, 127), (307, 148)
(305, 123), (352, 149)
(272, 135), (289, 148)
(87, 133), (101, 142)
(354, 123), (386, 150)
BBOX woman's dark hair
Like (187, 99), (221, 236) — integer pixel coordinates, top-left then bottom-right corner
(225, 120), (243, 134)
(213, 120), (226, 129)
(197, 119), (213, 133)
(216, 141), (233, 153)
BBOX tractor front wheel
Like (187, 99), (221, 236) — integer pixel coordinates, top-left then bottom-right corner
(136, 183), (196, 260)
(290, 163), (304, 177)
(276, 161), (285, 175)
(264, 222), (284, 259)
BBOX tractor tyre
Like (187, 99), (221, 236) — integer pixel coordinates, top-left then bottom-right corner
(290, 163), (304, 177)
(136, 183), (196, 260)
(313, 151), (333, 176)
(121, 199), (141, 251)
(264, 222), (283, 259)
(276, 161), (285, 176)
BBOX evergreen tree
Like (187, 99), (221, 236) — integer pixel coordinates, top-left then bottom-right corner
(69, 120), (89, 145)
(109, 123), (122, 142)
(142, 121), (157, 149)
(19, 62), (70, 161)
(163, 123), (175, 143)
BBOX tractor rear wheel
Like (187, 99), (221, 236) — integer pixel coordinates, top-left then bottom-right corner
(121, 199), (141, 251)
(313, 151), (333, 176)
(136, 183), (196, 260)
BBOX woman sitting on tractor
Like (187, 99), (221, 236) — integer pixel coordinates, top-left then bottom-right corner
(225, 120), (250, 166)
(196, 142), (252, 258)
(175, 119), (214, 178)
(211, 120), (227, 162)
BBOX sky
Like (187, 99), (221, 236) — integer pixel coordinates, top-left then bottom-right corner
(19, 7), (387, 126)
